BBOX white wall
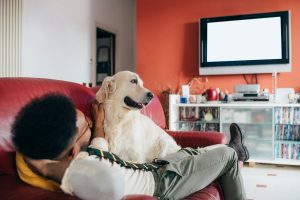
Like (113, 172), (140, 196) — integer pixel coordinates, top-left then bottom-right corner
(22, 0), (92, 84)
(22, 0), (136, 84)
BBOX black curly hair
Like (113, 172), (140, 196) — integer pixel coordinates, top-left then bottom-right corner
(12, 93), (77, 159)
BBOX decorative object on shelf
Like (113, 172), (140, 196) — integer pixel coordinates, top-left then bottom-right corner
(179, 107), (199, 121)
(262, 88), (270, 95)
(179, 84), (190, 103)
(205, 88), (218, 101)
(186, 77), (207, 95)
(180, 96), (188, 103)
(222, 90), (229, 103)
(204, 109), (213, 122)
(219, 91), (224, 101)
(288, 92), (296, 104)
(196, 95), (206, 103)
(189, 95), (197, 103)
(297, 93), (300, 103)
(181, 85), (190, 98)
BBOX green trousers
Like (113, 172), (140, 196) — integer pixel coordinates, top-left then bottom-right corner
(153, 144), (246, 200)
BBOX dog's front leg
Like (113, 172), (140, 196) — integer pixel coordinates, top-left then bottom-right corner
(157, 134), (181, 159)
(126, 149), (145, 163)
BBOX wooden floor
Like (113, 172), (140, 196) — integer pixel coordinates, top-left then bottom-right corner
(241, 163), (300, 200)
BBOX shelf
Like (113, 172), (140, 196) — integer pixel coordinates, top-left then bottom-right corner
(274, 158), (300, 165)
(275, 123), (300, 126)
(275, 140), (300, 143)
(247, 158), (300, 165)
(175, 120), (220, 124)
(222, 122), (273, 125)
(174, 102), (300, 107)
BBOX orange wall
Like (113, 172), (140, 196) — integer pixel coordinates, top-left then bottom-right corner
(136, 0), (300, 96)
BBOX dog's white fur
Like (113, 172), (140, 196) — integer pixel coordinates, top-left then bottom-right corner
(96, 71), (181, 163)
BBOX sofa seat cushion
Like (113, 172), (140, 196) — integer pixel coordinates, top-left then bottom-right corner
(183, 181), (223, 200)
(0, 175), (78, 200)
(0, 151), (16, 175)
(168, 131), (227, 148)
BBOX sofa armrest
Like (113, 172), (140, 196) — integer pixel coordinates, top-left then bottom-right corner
(166, 131), (227, 148)
(122, 195), (156, 200)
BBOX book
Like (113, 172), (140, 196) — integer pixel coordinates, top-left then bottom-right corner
(294, 107), (300, 125)
(274, 107), (282, 124)
(289, 107), (294, 124)
(275, 142), (279, 158)
(283, 125), (289, 140)
(292, 143), (297, 160)
(293, 125), (299, 141)
(280, 124), (284, 140)
(289, 125), (294, 140)
(275, 125), (280, 140)
(283, 107), (289, 124)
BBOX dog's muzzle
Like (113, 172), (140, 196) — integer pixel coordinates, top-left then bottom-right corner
(146, 92), (154, 101)
(124, 92), (154, 110)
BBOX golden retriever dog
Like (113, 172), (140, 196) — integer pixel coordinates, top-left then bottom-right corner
(96, 71), (181, 163)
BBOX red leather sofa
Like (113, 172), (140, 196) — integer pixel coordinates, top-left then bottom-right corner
(0, 78), (226, 200)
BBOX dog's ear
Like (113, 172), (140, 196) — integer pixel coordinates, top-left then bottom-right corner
(96, 76), (116, 103)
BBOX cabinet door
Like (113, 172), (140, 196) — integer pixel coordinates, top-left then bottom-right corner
(221, 107), (273, 161)
(174, 106), (220, 131)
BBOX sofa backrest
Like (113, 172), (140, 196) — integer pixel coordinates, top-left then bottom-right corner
(0, 78), (165, 175)
(140, 95), (166, 129)
(91, 86), (166, 129)
(0, 78), (95, 153)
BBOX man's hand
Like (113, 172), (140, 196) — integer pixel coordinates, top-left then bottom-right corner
(91, 100), (106, 139)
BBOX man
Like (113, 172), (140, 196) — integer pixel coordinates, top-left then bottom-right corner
(12, 93), (248, 200)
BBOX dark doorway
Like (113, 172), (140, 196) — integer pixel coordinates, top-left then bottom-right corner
(96, 28), (115, 85)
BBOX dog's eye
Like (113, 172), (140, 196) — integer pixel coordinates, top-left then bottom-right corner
(130, 79), (138, 84)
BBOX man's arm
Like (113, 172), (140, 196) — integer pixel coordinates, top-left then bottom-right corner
(91, 100), (106, 139)
(61, 159), (124, 200)
(90, 101), (109, 151)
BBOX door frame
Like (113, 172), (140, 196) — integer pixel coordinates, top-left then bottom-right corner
(91, 22), (118, 86)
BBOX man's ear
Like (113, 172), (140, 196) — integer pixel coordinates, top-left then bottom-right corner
(96, 76), (116, 103)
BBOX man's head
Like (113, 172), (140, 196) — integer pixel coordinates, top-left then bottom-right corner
(12, 93), (91, 160)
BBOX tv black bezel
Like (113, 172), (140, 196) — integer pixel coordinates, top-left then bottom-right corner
(200, 11), (290, 67)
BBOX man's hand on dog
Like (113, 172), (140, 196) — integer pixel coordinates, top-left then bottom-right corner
(91, 100), (106, 139)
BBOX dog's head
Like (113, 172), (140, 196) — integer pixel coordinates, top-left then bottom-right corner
(96, 71), (154, 110)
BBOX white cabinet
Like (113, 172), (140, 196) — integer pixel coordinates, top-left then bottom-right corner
(221, 107), (273, 161)
(169, 94), (300, 165)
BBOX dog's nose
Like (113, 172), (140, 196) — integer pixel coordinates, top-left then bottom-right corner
(147, 92), (154, 100)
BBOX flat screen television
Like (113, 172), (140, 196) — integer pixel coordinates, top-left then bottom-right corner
(199, 11), (291, 75)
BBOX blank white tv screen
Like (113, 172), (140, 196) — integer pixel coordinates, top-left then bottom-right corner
(199, 11), (291, 75)
(207, 17), (282, 62)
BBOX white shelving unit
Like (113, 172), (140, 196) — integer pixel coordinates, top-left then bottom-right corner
(169, 94), (300, 165)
